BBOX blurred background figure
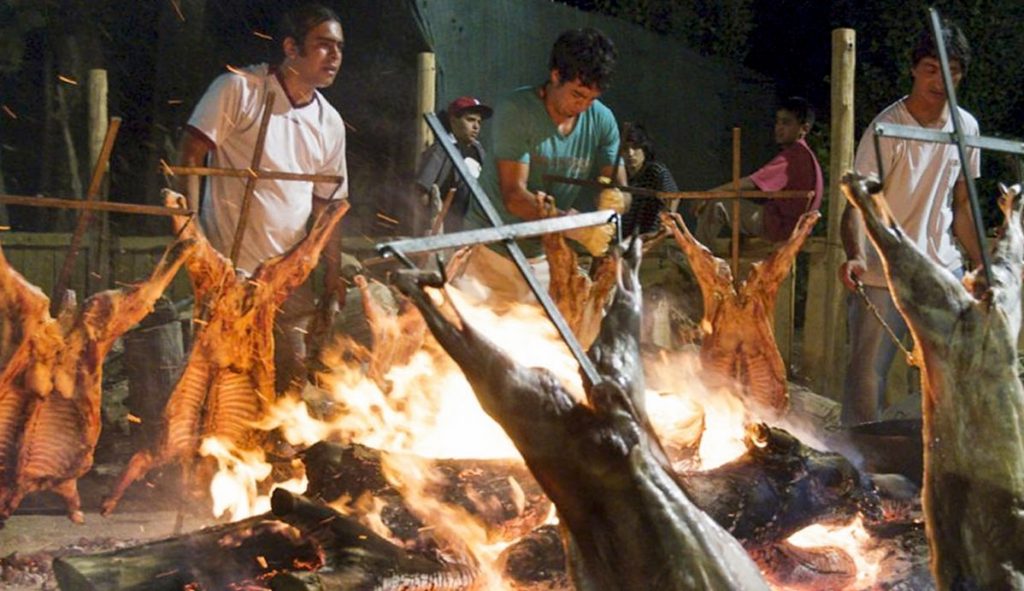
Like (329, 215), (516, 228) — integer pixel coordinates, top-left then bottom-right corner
(619, 121), (682, 237)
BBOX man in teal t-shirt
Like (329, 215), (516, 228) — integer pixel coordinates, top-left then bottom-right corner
(459, 28), (626, 303)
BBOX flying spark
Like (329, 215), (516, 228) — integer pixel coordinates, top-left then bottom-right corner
(1, 105), (16, 119)
(168, 0), (184, 22)
(57, 75), (78, 85)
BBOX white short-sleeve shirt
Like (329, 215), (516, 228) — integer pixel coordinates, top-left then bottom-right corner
(189, 64), (348, 275)
(854, 97), (980, 287)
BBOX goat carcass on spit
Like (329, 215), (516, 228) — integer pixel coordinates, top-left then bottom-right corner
(841, 174), (1024, 590)
(543, 224), (618, 349)
(661, 211), (819, 415)
(395, 239), (769, 590)
(101, 190), (349, 515)
(0, 235), (196, 524)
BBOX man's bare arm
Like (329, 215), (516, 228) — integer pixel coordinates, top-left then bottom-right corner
(838, 204), (867, 291)
(707, 177), (757, 193)
(176, 130), (212, 211)
(497, 159), (549, 220)
(951, 178), (983, 270)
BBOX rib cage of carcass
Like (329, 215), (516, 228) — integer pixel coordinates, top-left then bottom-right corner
(662, 211), (820, 415)
(0, 234), (196, 524)
(101, 190), (349, 515)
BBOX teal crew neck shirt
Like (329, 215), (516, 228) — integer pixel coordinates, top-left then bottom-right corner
(464, 86), (620, 255)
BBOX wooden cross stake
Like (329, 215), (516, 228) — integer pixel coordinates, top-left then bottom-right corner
(51, 117), (121, 314)
(159, 91), (346, 267)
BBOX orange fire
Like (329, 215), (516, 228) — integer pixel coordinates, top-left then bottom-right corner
(203, 282), (879, 588)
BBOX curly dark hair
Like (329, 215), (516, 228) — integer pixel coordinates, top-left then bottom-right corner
(276, 3), (341, 56)
(911, 19), (971, 75)
(549, 28), (617, 91)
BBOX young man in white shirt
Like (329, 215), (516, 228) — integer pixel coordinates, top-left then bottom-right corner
(177, 3), (348, 393)
(839, 21), (982, 426)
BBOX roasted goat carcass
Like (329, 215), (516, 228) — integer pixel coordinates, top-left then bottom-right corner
(396, 239), (769, 590)
(101, 191), (349, 515)
(662, 211), (819, 415)
(346, 275), (427, 393)
(543, 226), (618, 349)
(0, 235), (195, 524)
(841, 174), (1024, 590)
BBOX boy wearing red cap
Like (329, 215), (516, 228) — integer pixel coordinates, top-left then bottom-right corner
(414, 96), (493, 232)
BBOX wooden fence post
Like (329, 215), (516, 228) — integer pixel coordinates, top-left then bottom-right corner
(88, 68), (110, 292)
(821, 29), (856, 400)
(415, 52), (436, 168)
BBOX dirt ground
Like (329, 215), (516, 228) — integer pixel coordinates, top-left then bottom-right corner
(0, 431), (221, 590)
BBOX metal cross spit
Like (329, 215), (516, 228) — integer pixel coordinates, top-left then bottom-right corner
(377, 112), (617, 388)
(870, 8), (1024, 289)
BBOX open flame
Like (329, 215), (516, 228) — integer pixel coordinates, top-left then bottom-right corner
(786, 517), (885, 588)
(202, 282), (881, 588)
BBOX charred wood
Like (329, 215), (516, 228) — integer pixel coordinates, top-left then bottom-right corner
(678, 423), (883, 546)
(270, 489), (476, 590)
(496, 524), (571, 591)
(52, 515), (319, 591)
(300, 441), (552, 546)
(748, 541), (857, 591)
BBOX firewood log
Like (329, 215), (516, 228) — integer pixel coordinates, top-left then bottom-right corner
(270, 489), (476, 589)
(52, 515), (318, 591)
(300, 441), (551, 545)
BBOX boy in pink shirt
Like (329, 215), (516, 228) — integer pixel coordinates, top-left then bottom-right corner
(695, 96), (823, 244)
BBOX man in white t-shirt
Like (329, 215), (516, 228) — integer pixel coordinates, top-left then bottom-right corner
(177, 3), (348, 393)
(839, 20), (982, 426)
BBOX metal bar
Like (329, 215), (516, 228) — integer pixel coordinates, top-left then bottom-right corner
(379, 210), (618, 257)
(52, 117), (121, 310)
(162, 164), (344, 184)
(422, 112), (602, 387)
(874, 123), (1024, 156)
(0, 194), (190, 217)
(229, 91), (275, 265)
(929, 7), (991, 285)
(542, 174), (811, 200)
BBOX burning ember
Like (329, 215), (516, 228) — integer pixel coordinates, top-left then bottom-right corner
(197, 281), (889, 590)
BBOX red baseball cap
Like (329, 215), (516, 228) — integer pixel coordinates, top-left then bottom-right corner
(447, 96), (493, 119)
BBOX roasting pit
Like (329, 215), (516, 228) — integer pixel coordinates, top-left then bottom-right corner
(2, 273), (937, 590)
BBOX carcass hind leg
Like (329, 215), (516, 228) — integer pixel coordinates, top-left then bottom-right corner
(100, 449), (155, 516)
(52, 478), (84, 523)
(841, 173), (969, 343)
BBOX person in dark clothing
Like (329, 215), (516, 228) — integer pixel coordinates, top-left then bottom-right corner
(619, 122), (681, 236)
(414, 96), (492, 233)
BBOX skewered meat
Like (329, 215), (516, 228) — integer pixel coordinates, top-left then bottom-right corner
(0, 235), (196, 524)
(101, 190), (349, 515)
(543, 229), (618, 349)
(662, 211), (820, 415)
(395, 239), (770, 590)
(841, 174), (1024, 590)
(350, 274), (426, 393)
